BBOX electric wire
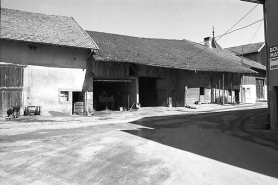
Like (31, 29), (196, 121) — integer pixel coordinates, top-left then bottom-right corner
(248, 20), (263, 44)
(217, 3), (259, 41)
(188, 19), (263, 59)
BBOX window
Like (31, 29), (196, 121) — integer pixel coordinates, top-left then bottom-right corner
(60, 91), (69, 101)
(200, 87), (205, 95)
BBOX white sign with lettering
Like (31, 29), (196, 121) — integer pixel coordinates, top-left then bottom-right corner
(270, 46), (278, 70)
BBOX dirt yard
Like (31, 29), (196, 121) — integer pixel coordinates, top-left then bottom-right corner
(1, 103), (278, 184)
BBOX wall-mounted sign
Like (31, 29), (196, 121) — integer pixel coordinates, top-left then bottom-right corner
(270, 46), (278, 70)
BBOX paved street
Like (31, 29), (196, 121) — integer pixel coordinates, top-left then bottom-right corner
(1, 105), (278, 184)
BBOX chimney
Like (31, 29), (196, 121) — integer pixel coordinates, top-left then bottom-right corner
(204, 37), (212, 48)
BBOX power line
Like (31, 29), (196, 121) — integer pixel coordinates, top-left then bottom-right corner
(215, 19), (263, 39)
(217, 3), (259, 41)
(188, 19), (263, 59)
(248, 20), (263, 44)
(187, 18), (263, 50)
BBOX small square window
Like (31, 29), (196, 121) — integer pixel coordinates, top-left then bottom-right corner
(200, 87), (205, 95)
(60, 91), (69, 101)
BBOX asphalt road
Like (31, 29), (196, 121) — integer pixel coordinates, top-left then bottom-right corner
(1, 107), (278, 184)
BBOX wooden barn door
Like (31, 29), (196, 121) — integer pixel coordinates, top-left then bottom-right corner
(156, 78), (167, 106)
(256, 79), (264, 99)
(0, 64), (24, 116)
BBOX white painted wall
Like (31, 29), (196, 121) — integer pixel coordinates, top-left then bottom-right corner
(1, 40), (91, 115)
(23, 65), (86, 115)
(241, 85), (256, 103)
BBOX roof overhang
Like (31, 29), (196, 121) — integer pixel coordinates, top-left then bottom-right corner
(241, 0), (265, 4)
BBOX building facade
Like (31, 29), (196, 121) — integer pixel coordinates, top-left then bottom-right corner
(0, 8), (98, 116)
(87, 31), (255, 110)
(227, 43), (267, 103)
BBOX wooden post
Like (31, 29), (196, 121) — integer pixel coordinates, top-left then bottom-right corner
(215, 84), (217, 103)
(127, 82), (129, 109)
(184, 85), (187, 106)
(85, 91), (88, 115)
(198, 73), (201, 102)
(218, 79), (221, 104)
(211, 77), (214, 103)
(231, 74), (233, 104)
(222, 73), (225, 105)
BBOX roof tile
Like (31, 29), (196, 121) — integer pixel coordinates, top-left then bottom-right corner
(87, 31), (255, 74)
(1, 8), (98, 50)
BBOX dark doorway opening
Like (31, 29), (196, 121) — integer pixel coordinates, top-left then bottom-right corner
(72, 92), (83, 114)
(93, 81), (128, 111)
(235, 89), (240, 103)
(139, 77), (157, 107)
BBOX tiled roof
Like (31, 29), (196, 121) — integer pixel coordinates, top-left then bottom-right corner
(227, 42), (265, 55)
(87, 31), (255, 74)
(239, 57), (266, 71)
(0, 8), (98, 50)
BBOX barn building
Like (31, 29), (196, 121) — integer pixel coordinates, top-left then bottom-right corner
(86, 31), (255, 111)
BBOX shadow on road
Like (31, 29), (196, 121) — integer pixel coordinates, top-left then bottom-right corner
(122, 108), (278, 179)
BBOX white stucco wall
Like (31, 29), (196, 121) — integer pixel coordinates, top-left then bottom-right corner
(241, 85), (256, 103)
(23, 65), (86, 115)
(1, 40), (91, 115)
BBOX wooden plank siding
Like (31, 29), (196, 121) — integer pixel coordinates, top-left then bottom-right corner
(91, 60), (242, 107)
(91, 61), (129, 78)
(0, 65), (24, 116)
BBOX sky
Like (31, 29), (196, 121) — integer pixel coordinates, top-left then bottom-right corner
(1, 0), (265, 48)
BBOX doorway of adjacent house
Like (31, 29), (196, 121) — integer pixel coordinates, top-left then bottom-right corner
(72, 92), (83, 114)
(235, 89), (240, 103)
(242, 88), (246, 103)
(139, 77), (157, 107)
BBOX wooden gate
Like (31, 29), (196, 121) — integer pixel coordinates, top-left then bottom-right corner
(0, 64), (24, 116)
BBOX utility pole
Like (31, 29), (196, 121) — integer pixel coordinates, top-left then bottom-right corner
(263, 2), (271, 126)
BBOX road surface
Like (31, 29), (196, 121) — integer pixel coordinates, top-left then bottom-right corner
(1, 107), (278, 184)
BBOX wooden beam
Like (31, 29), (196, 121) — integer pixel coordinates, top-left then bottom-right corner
(222, 73), (225, 105)
(219, 79), (221, 104)
(231, 74), (233, 104)
(184, 85), (187, 106)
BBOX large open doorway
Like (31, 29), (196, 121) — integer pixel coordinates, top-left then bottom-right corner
(93, 81), (129, 111)
(139, 77), (158, 107)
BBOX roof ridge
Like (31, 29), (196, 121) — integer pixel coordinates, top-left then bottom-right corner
(86, 30), (197, 43)
(227, 42), (265, 49)
(1, 7), (72, 19)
